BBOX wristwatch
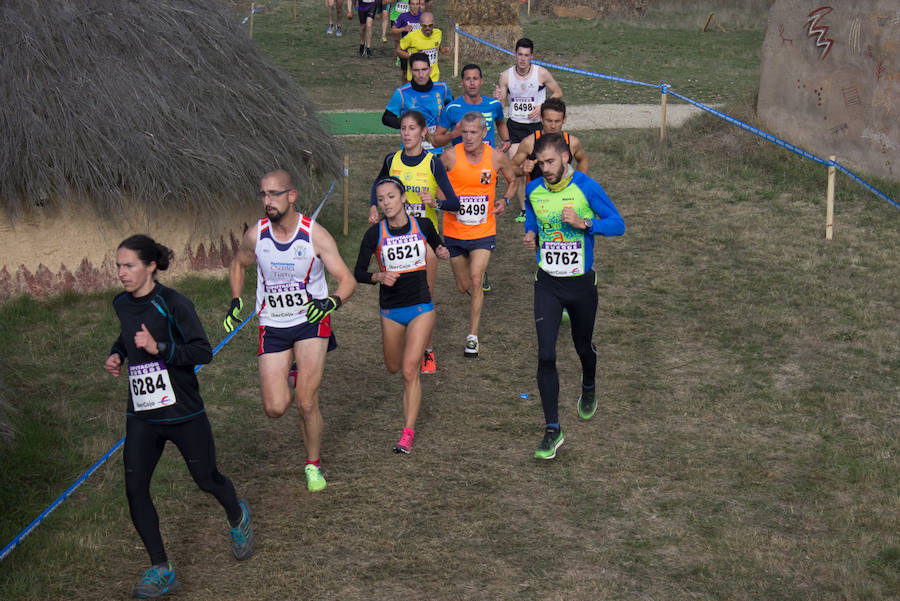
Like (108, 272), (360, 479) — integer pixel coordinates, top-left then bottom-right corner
(583, 218), (593, 231)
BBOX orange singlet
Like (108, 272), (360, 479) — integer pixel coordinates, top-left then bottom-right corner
(443, 142), (497, 241)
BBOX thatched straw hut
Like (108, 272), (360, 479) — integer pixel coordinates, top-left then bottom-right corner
(447, 0), (522, 63)
(531, 0), (647, 18)
(0, 0), (342, 299)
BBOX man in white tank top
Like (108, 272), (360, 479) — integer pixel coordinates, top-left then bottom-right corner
(225, 169), (356, 494)
(494, 38), (563, 222)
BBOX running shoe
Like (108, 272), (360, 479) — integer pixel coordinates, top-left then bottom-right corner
(534, 427), (564, 460)
(132, 562), (178, 598)
(464, 334), (479, 358)
(393, 428), (415, 454)
(359, 44), (364, 56)
(481, 272), (491, 293)
(288, 362), (298, 390)
(335, 25), (342, 37)
(365, 47), (373, 58)
(560, 308), (570, 325)
(229, 499), (255, 561)
(305, 464), (327, 492)
(577, 387), (597, 421)
(515, 210), (526, 223)
(381, 34), (388, 43)
(326, 24), (334, 35)
(421, 350), (436, 374)
(395, 56), (401, 67)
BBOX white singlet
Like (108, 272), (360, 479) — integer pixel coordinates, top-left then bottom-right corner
(505, 65), (545, 125)
(254, 214), (329, 328)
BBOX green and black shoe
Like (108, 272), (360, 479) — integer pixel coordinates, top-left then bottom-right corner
(534, 427), (564, 460)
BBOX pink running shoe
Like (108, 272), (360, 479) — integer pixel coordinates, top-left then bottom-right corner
(393, 428), (415, 454)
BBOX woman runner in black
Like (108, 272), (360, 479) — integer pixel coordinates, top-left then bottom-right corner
(355, 177), (450, 453)
(104, 235), (254, 598)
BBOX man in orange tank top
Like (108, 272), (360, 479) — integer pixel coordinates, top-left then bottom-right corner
(439, 112), (518, 358)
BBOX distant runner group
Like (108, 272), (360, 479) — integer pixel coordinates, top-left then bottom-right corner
(103, 27), (623, 599)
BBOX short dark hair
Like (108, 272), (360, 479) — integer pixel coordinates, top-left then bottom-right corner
(541, 97), (566, 117)
(460, 63), (482, 78)
(409, 52), (430, 69)
(533, 132), (569, 157)
(118, 235), (173, 272)
(515, 38), (534, 52)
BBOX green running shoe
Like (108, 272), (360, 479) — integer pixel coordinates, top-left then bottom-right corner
(132, 562), (178, 598)
(481, 272), (491, 293)
(515, 210), (526, 223)
(229, 498), (255, 560)
(534, 427), (564, 460)
(577, 387), (596, 420)
(305, 464), (327, 492)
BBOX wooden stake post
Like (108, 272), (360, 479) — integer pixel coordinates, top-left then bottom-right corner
(293, 0), (297, 21)
(453, 27), (459, 78)
(249, 3), (255, 39)
(825, 155), (836, 240)
(343, 154), (350, 236)
(660, 89), (668, 142)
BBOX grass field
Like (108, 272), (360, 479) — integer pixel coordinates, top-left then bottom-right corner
(2, 1), (899, 600)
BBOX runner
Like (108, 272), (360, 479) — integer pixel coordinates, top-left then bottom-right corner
(432, 63), (510, 152)
(357, 0), (378, 56)
(494, 38), (563, 222)
(354, 175), (450, 453)
(382, 52), (452, 155)
(511, 98), (589, 181)
(325, 0), (345, 36)
(224, 169), (356, 492)
(522, 133), (624, 460)
(390, 0), (421, 84)
(369, 110), (459, 373)
(397, 11), (449, 82)
(440, 111), (517, 357)
(105, 235), (254, 599)
(380, 0), (391, 43)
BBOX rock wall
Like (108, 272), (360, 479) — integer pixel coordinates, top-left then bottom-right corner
(758, 0), (900, 183)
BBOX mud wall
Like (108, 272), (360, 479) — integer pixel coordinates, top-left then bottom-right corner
(758, 1), (900, 183)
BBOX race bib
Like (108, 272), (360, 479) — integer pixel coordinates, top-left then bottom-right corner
(382, 234), (427, 272)
(457, 195), (489, 225)
(264, 281), (309, 323)
(405, 201), (427, 218)
(129, 361), (176, 412)
(540, 240), (584, 276)
(511, 96), (536, 118)
(395, 1), (408, 11)
(424, 47), (438, 64)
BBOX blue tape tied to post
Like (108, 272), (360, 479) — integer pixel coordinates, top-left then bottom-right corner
(454, 24), (899, 212)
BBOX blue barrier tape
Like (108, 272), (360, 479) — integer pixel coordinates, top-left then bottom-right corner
(454, 24), (899, 212)
(311, 178), (338, 221)
(241, 0), (283, 24)
(0, 309), (257, 563)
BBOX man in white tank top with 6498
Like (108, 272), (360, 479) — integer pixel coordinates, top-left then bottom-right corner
(494, 38), (563, 223)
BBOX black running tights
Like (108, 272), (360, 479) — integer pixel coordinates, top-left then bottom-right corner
(124, 414), (241, 565)
(533, 270), (599, 426)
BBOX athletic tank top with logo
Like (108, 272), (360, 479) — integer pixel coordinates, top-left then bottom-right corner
(506, 65), (545, 125)
(255, 215), (329, 328)
(376, 215), (428, 274)
(388, 150), (440, 231)
(444, 142), (497, 240)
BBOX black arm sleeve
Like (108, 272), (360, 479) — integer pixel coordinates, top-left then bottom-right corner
(419, 218), (444, 252)
(166, 293), (213, 367)
(382, 109), (401, 129)
(370, 154), (394, 206)
(354, 224), (381, 284)
(431, 156), (459, 212)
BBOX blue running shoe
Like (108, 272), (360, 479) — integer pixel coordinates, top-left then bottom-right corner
(229, 498), (255, 560)
(132, 562), (178, 598)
